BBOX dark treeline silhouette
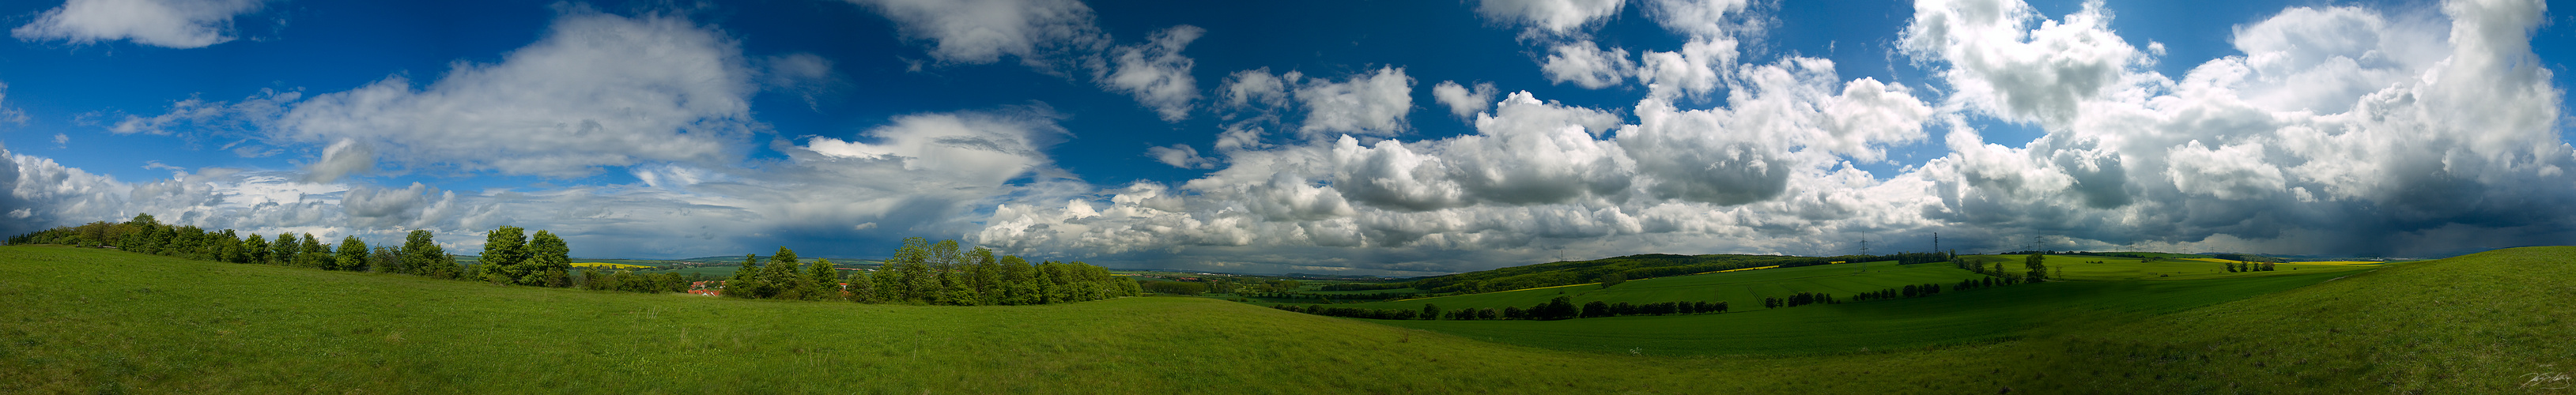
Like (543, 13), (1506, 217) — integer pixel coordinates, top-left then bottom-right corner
(1275, 295), (1728, 321)
(1317, 282), (1413, 292)
(2, 213), (610, 290)
(1401, 254), (1834, 295)
(1236, 291), (1419, 303)
(718, 237), (1140, 306)
(1829, 251), (1958, 265)
(2226, 261), (2279, 273)
(1763, 292), (1836, 309)
(1853, 283), (1947, 302)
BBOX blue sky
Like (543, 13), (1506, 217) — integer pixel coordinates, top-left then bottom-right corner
(2, 0), (2572, 275)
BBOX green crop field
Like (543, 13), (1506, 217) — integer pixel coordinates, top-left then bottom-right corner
(1970, 254), (2376, 280)
(3, 245), (2567, 393)
(1373, 269), (2354, 356)
(1320, 260), (1989, 311)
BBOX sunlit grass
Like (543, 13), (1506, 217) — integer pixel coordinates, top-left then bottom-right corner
(2, 245), (2563, 393)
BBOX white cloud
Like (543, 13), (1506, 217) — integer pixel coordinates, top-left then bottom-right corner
(1431, 81), (1499, 119)
(123, 10), (756, 178)
(1097, 25), (1204, 122)
(1474, 0), (1627, 37)
(1901, 0), (2140, 128)
(1643, 0), (1750, 38)
(1147, 144), (1215, 169)
(302, 139), (373, 183)
(2164, 141), (2283, 200)
(11, 0), (266, 48)
(1294, 66), (1415, 139)
(973, 62), (1937, 267)
(1539, 40), (1635, 88)
(1221, 68), (1297, 109)
(847, 0), (1108, 72)
(801, 108), (1063, 187)
(1887, 0), (2576, 256)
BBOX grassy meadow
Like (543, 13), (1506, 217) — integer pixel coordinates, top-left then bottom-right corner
(2, 245), (2568, 393)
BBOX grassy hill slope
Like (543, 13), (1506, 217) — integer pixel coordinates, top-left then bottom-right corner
(0, 246), (1939, 393)
(1377, 269), (2352, 356)
(1326, 260), (1986, 311)
(2, 245), (2566, 393)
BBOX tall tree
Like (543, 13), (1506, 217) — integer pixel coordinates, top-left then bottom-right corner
(336, 235), (370, 272)
(401, 230), (445, 276)
(480, 226), (529, 284)
(844, 267), (878, 303)
(272, 233), (297, 265)
(2024, 253), (2049, 283)
(929, 239), (962, 304)
(809, 258), (841, 300)
(300, 234), (327, 269)
(216, 230), (245, 263)
(967, 247), (999, 305)
(1000, 255), (1036, 305)
(896, 237), (933, 302)
(244, 233), (271, 265)
(524, 231), (572, 287)
(727, 254), (761, 299)
(761, 246), (805, 299)
(370, 246), (401, 273)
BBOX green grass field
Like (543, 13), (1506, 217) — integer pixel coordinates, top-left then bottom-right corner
(1977, 254), (2376, 281)
(3, 245), (2567, 393)
(1374, 270), (2355, 356)
(1321, 260), (1988, 311)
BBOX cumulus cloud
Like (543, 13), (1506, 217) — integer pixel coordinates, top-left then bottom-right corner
(1901, 0), (2140, 128)
(1096, 25), (1204, 122)
(973, 58), (1937, 269)
(847, 0), (1108, 72)
(1889, 0), (2576, 255)
(11, 0), (266, 48)
(1474, 0), (1627, 37)
(967, 0), (2576, 269)
(302, 139), (373, 183)
(1633, 0), (1754, 98)
(2, 105), (1079, 258)
(1221, 68), (1296, 109)
(1294, 66), (1415, 138)
(1432, 81), (1498, 119)
(120, 10), (756, 178)
(1539, 40), (1635, 88)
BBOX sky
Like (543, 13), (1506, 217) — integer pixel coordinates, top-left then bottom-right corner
(1, 0), (2572, 276)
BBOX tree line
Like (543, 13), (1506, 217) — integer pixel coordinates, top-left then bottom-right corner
(1830, 250), (1958, 265)
(1852, 283), (1944, 301)
(2, 214), (610, 290)
(1274, 295), (1729, 322)
(1316, 282), (1411, 292)
(2226, 261), (2277, 273)
(716, 237), (1140, 306)
(1958, 254), (2054, 283)
(1763, 292), (1835, 308)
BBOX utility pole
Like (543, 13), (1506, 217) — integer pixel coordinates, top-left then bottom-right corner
(1856, 239), (1870, 273)
(1933, 232), (1940, 255)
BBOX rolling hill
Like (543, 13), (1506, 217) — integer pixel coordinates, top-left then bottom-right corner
(1, 245), (2564, 393)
